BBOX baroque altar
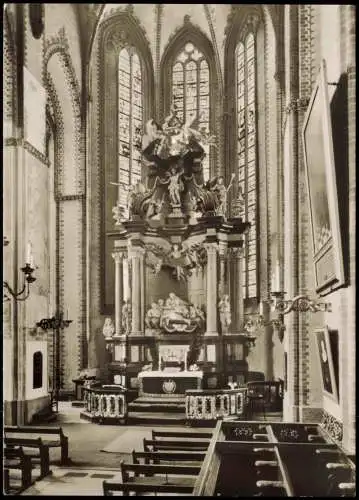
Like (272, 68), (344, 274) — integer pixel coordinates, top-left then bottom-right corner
(106, 107), (253, 392)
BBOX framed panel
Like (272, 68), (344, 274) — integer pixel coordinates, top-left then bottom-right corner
(314, 326), (339, 403)
(302, 59), (345, 295)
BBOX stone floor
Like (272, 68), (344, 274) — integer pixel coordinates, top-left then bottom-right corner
(17, 402), (206, 496)
(15, 403), (281, 496)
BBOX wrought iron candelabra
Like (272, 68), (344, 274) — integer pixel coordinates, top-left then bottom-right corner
(36, 312), (73, 411)
(36, 312), (73, 331)
(244, 292), (332, 342)
(3, 237), (37, 302)
(270, 291), (332, 314)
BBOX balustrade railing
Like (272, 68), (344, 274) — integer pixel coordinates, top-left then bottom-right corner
(83, 386), (127, 422)
(186, 388), (247, 421)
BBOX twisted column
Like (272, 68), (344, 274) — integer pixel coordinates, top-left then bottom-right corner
(112, 251), (124, 335)
(205, 243), (218, 335)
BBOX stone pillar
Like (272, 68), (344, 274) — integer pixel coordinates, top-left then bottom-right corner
(129, 247), (144, 335)
(228, 247), (244, 332)
(218, 242), (227, 296)
(123, 255), (130, 301)
(112, 252), (124, 336)
(140, 252), (145, 332)
(205, 243), (218, 335)
(283, 4), (300, 423)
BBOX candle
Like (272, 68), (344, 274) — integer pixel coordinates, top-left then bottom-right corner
(259, 301), (264, 317)
(275, 260), (280, 292)
(272, 261), (280, 292)
(27, 241), (32, 264)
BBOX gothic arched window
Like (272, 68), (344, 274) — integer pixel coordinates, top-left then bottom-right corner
(118, 47), (143, 208)
(237, 32), (258, 299)
(171, 43), (211, 180)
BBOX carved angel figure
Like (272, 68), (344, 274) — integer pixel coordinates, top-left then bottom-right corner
(167, 167), (184, 205)
(102, 317), (115, 339)
(218, 294), (231, 333)
(145, 302), (161, 329)
(121, 300), (132, 334)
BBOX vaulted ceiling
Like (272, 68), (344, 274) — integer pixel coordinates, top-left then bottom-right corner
(76, 4), (283, 74)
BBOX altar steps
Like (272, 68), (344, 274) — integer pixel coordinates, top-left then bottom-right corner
(127, 396), (186, 425)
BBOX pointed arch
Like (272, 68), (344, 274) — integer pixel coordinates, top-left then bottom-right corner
(160, 20), (220, 178)
(92, 10), (155, 315)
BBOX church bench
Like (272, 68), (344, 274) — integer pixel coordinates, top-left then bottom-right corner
(132, 449), (206, 465)
(103, 477), (194, 496)
(152, 429), (212, 440)
(120, 461), (201, 481)
(143, 437), (209, 452)
(4, 436), (51, 480)
(4, 445), (34, 494)
(4, 425), (69, 464)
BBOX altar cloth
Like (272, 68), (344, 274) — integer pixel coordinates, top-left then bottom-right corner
(138, 370), (203, 396)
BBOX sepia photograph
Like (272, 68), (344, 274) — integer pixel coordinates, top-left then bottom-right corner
(3, 3), (355, 497)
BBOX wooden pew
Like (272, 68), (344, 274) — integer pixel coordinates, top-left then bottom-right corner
(143, 437), (209, 452)
(4, 425), (69, 464)
(152, 429), (212, 440)
(132, 449), (206, 466)
(120, 461), (201, 480)
(103, 479), (194, 496)
(4, 446), (34, 494)
(5, 437), (51, 480)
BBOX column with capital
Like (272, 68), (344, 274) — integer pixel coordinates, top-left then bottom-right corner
(112, 252), (124, 336)
(218, 242), (228, 297)
(230, 247), (244, 332)
(205, 243), (218, 335)
(129, 247), (144, 335)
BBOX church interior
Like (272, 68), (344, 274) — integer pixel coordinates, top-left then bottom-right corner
(3, 3), (356, 496)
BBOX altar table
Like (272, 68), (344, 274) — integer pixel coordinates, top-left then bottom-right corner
(138, 370), (203, 397)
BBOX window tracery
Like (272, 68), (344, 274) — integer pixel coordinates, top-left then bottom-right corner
(236, 31), (258, 299)
(118, 47), (143, 208)
(171, 43), (211, 181)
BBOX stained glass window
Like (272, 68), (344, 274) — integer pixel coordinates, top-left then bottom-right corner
(171, 43), (211, 181)
(118, 47), (143, 207)
(237, 32), (258, 299)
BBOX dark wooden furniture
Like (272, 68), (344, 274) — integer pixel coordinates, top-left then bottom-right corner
(4, 426), (69, 465)
(132, 449), (206, 465)
(102, 460), (199, 496)
(143, 438), (210, 452)
(120, 461), (201, 480)
(152, 429), (212, 440)
(193, 420), (356, 497)
(4, 437), (51, 480)
(4, 445), (34, 494)
(103, 479), (195, 496)
(246, 380), (284, 419)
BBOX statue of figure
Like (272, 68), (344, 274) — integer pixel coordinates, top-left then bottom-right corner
(102, 317), (115, 339)
(210, 174), (235, 217)
(145, 302), (161, 329)
(161, 293), (191, 328)
(232, 184), (245, 218)
(188, 303), (205, 327)
(121, 299), (132, 334)
(218, 294), (231, 333)
(168, 166), (184, 205)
